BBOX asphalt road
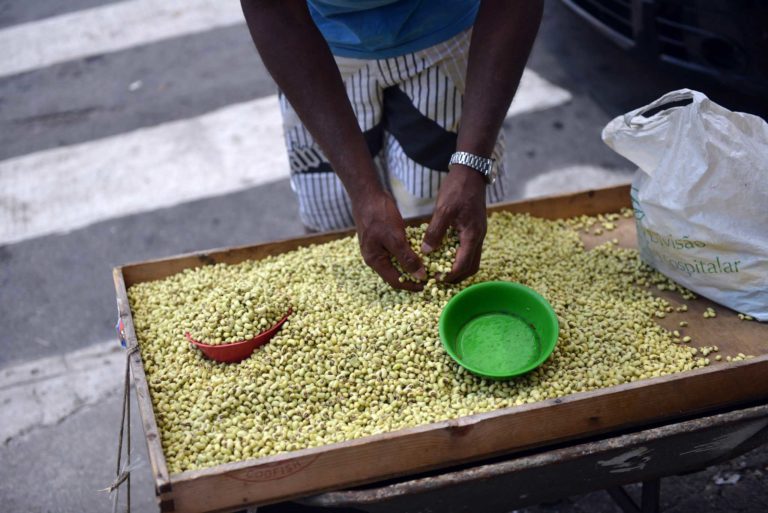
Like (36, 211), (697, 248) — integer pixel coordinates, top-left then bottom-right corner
(0, 1), (766, 512)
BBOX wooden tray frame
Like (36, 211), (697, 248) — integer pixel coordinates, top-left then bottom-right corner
(113, 185), (768, 513)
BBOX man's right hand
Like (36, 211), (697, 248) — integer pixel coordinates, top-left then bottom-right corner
(352, 191), (427, 291)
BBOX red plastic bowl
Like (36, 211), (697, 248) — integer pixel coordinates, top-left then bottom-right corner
(185, 310), (291, 363)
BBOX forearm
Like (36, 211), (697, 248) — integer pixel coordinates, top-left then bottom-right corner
(457, 0), (544, 157)
(241, 0), (384, 203)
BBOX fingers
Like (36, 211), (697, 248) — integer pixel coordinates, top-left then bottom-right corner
(354, 196), (425, 290)
(365, 252), (424, 291)
(422, 205), (451, 255)
(388, 237), (427, 282)
(444, 225), (485, 284)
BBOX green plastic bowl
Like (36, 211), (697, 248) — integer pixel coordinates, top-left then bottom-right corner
(439, 281), (559, 379)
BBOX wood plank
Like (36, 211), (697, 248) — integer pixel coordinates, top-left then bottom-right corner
(113, 269), (172, 497)
(300, 404), (768, 510)
(112, 183), (768, 512)
(167, 356), (768, 512)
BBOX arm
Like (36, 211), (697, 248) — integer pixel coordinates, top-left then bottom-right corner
(422, 0), (544, 282)
(241, 0), (426, 290)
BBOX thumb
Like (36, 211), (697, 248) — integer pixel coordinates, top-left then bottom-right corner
(422, 207), (451, 255)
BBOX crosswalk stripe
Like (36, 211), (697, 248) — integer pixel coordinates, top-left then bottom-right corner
(0, 0), (244, 78)
(506, 68), (572, 118)
(0, 94), (288, 245)
(0, 69), (571, 245)
(0, 341), (123, 443)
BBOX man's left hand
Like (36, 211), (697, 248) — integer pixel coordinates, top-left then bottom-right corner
(421, 165), (487, 283)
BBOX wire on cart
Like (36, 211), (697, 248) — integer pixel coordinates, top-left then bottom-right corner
(102, 343), (139, 513)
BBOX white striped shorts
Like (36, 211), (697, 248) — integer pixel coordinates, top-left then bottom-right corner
(279, 28), (507, 232)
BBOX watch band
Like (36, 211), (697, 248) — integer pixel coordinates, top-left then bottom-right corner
(449, 151), (496, 184)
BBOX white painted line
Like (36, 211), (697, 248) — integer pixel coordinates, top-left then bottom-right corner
(0, 69), (572, 245)
(0, 342), (124, 443)
(0, 0), (244, 78)
(0, 95), (288, 245)
(507, 69), (572, 118)
(522, 165), (633, 199)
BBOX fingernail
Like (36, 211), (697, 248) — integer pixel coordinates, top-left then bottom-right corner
(413, 267), (427, 281)
(421, 242), (433, 254)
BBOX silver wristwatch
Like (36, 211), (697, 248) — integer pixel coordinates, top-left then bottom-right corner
(449, 151), (497, 184)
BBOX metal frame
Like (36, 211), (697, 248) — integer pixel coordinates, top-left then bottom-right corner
(608, 480), (660, 513)
(297, 402), (768, 513)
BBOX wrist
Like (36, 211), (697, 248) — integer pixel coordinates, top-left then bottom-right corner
(339, 160), (387, 206)
(455, 136), (496, 162)
(448, 163), (487, 189)
(349, 180), (388, 208)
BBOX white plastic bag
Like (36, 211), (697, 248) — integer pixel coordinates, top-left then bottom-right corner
(602, 89), (768, 321)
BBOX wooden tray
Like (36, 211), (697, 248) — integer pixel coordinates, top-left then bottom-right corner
(113, 185), (768, 513)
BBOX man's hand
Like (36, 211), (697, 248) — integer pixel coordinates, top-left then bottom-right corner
(422, 165), (487, 283)
(353, 191), (427, 291)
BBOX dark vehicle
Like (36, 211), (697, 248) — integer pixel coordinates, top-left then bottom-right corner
(560, 0), (768, 95)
